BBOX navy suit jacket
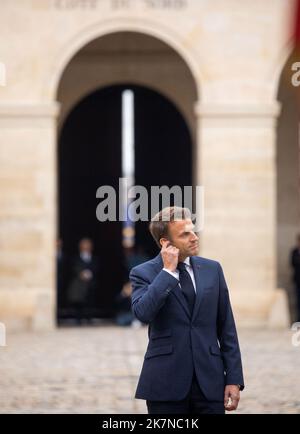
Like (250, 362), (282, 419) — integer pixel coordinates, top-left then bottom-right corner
(130, 253), (244, 402)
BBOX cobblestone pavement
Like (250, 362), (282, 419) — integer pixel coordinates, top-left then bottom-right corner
(0, 324), (299, 414)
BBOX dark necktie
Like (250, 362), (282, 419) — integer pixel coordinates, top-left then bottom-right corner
(177, 262), (196, 315)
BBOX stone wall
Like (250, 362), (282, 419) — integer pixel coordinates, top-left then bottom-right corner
(0, 0), (296, 329)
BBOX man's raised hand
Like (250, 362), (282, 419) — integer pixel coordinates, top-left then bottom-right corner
(161, 241), (179, 272)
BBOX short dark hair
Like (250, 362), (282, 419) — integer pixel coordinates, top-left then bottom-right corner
(149, 206), (192, 248)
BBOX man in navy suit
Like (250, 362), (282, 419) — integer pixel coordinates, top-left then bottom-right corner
(130, 207), (244, 414)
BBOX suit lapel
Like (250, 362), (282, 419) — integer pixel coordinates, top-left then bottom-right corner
(170, 281), (191, 319)
(152, 253), (191, 319)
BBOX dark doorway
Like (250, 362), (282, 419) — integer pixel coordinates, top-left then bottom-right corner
(57, 84), (193, 323)
(134, 86), (193, 257)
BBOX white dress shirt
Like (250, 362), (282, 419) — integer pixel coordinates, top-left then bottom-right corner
(80, 251), (92, 263)
(163, 257), (196, 293)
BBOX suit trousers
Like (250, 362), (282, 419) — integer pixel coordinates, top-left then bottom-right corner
(146, 370), (225, 414)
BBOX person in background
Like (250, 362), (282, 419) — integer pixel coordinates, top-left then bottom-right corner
(67, 238), (99, 325)
(290, 234), (300, 321)
(115, 246), (150, 328)
(56, 238), (68, 322)
(115, 281), (134, 326)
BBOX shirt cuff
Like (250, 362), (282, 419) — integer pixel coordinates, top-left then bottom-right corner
(163, 268), (179, 280)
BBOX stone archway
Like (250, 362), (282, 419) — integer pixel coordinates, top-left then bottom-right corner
(47, 17), (201, 102)
(56, 31), (198, 142)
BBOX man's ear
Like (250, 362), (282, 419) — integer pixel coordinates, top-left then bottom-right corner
(160, 238), (169, 248)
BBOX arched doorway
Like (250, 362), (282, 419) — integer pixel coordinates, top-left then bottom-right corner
(57, 83), (193, 323)
(276, 49), (300, 322)
(56, 31), (198, 325)
(56, 31), (198, 324)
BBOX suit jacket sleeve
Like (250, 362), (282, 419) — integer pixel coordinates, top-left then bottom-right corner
(217, 262), (245, 390)
(130, 266), (179, 324)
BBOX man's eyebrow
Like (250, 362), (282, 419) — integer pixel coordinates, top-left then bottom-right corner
(181, 225), (195, 234)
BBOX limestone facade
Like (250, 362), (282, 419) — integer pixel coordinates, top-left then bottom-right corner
(0, 0), (297, 329)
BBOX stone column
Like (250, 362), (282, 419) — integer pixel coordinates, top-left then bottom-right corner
(0, 102), (60, 331)
(195, 101), (289, 328)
